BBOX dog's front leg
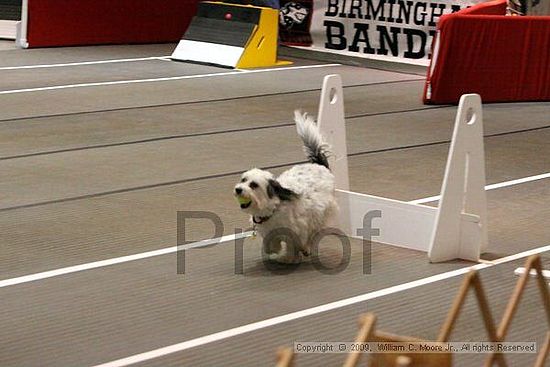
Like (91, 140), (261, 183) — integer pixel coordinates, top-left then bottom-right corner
(261, 231), (302, 264)
(298, 234), (312, 257)
(272, 240), (302, 264)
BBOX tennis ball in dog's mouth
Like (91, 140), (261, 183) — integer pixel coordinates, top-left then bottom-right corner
(237, 196), (251, 205)
(236, 196), (252, 208)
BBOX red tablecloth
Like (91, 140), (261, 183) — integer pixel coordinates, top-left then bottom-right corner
(424, 0), (550, 104)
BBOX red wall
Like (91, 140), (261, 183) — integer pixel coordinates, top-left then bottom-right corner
(27, 0), (199, 47)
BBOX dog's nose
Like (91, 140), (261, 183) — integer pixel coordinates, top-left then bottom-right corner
(235, 187), (243, 195)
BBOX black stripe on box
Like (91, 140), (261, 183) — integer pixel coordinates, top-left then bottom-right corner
(184, 16), (256, 48)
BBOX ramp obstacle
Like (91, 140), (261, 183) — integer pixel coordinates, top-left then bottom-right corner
(347, 255), (550, 367)
(275, 347), (295, 367)
(342, 270), (495, 367)
(171, 1), (291, 69)
(486, 255), (550, 367)
(316, 74), (488, 262)
(275, 255), (550, 367)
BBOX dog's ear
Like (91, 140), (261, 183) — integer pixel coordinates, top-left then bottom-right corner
(268, 179), (298, 201)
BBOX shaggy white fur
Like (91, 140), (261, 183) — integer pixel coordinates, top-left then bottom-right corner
(234, 110), (338, 263)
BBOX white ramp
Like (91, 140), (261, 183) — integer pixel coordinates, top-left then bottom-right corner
(0, 20), (16, 40)
(172, 40), (244, 68)
(316, 75), (488, 262)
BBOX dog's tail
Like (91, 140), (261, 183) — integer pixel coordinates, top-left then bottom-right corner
(294, 110), (331, 169)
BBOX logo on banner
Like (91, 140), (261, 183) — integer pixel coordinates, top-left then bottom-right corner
(280, 2), (310, 28)
(279, 0), (314, 46)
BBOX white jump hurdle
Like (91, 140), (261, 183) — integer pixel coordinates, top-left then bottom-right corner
(317, 74), (488, 263)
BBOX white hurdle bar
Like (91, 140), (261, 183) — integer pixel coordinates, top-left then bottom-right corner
(317, 74), (488, 263)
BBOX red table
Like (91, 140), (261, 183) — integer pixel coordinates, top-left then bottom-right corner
(424, 0), (550, 104)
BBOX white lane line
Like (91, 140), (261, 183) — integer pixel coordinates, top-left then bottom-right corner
(0, 56), (171, 71)
(0, 171), (548, 288)
(0, 64), (341, 95)
(514, 267), (550, 279)
(409, 172), (550, 205)
(0, 232), (252, 288)
(92, 244), (550, 367)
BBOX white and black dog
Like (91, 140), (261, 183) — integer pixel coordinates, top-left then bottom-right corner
(234, 110), (337, 264)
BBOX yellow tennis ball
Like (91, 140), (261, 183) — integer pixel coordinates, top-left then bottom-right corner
(237, 196), (251, 205)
